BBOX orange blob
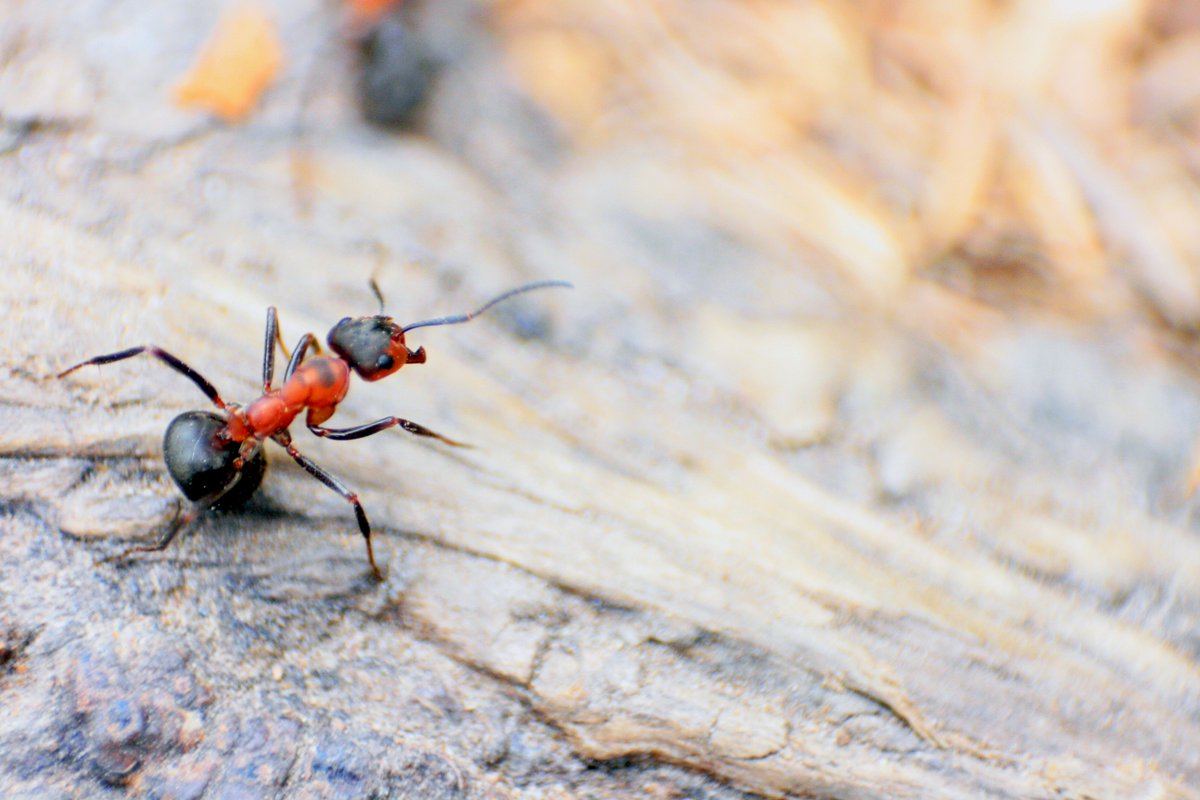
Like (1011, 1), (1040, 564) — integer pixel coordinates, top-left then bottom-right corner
(174, 6), (284, 122)
(346, 0), (403, 27)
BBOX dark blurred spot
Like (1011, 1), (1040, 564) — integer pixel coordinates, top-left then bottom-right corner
(0, 623), (32, 673)
(357, 13), (435, 128)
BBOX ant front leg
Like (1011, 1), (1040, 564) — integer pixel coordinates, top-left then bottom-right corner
(308, 415), (468, 447)
(264, 307), (325, 388)
(262, 306), (293, 392)
(274, 433), (383, 580)
(58, 346), (228, 410)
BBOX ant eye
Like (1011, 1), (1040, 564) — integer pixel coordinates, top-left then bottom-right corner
(376, 354), (394, 371)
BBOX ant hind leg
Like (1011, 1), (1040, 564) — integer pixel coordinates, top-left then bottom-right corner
(100, 502), (202, 565)
(100, 470), (247, 567)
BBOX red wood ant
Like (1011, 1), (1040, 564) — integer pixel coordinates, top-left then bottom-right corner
(58, 280), (569, 580)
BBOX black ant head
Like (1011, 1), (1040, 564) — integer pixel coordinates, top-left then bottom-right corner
(327, 316), (415, 382)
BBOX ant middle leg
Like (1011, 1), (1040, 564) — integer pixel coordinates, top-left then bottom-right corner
(58, 346), (227, 410)
(274, 434), (382, 580)
(308, 416), (468, 447)
(284, 333), (322, 380)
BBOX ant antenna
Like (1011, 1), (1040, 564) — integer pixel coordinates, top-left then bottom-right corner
(368, 277), (386, 314)
(401, 280), (572, 333)
(368, 241), (389, 314)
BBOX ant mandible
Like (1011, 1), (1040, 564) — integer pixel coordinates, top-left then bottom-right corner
(58, 279), (570, 580)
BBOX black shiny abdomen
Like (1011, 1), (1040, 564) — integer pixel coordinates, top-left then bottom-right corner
(163, 411), (267, 510)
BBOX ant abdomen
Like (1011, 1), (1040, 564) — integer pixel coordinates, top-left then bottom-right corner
(163, 411), (266, 511)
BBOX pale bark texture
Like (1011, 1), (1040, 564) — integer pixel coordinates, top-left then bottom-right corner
(2, 1), (1199, 798)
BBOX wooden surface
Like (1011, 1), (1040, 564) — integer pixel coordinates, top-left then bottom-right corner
(2, 1), (1200, 798)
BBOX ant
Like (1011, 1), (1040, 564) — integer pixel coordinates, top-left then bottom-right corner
(58, 279), (570, 580)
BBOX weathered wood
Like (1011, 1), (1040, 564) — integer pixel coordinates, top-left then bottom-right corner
(2, 1), (1199, 798)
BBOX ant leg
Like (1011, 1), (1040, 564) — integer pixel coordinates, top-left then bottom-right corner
(263, 307), (279, 392)
(262, 306), (296, 392)
(58, 346), (226, 410)
(276, 327), (292, 361)
(308, 417), (468, 447)
(283, 333), (322, 381)
(275, 436), (383, 580)
(100, 504), (201, 564)
(99, 472), (242, 565)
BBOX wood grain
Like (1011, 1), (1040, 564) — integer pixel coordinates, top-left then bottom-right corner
(1, 1), (1199, 798)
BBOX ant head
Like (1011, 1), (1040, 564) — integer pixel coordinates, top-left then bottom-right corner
(327, 315), (412, 381)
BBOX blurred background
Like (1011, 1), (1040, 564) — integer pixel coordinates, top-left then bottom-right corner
(3, 0), (1200, 797)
